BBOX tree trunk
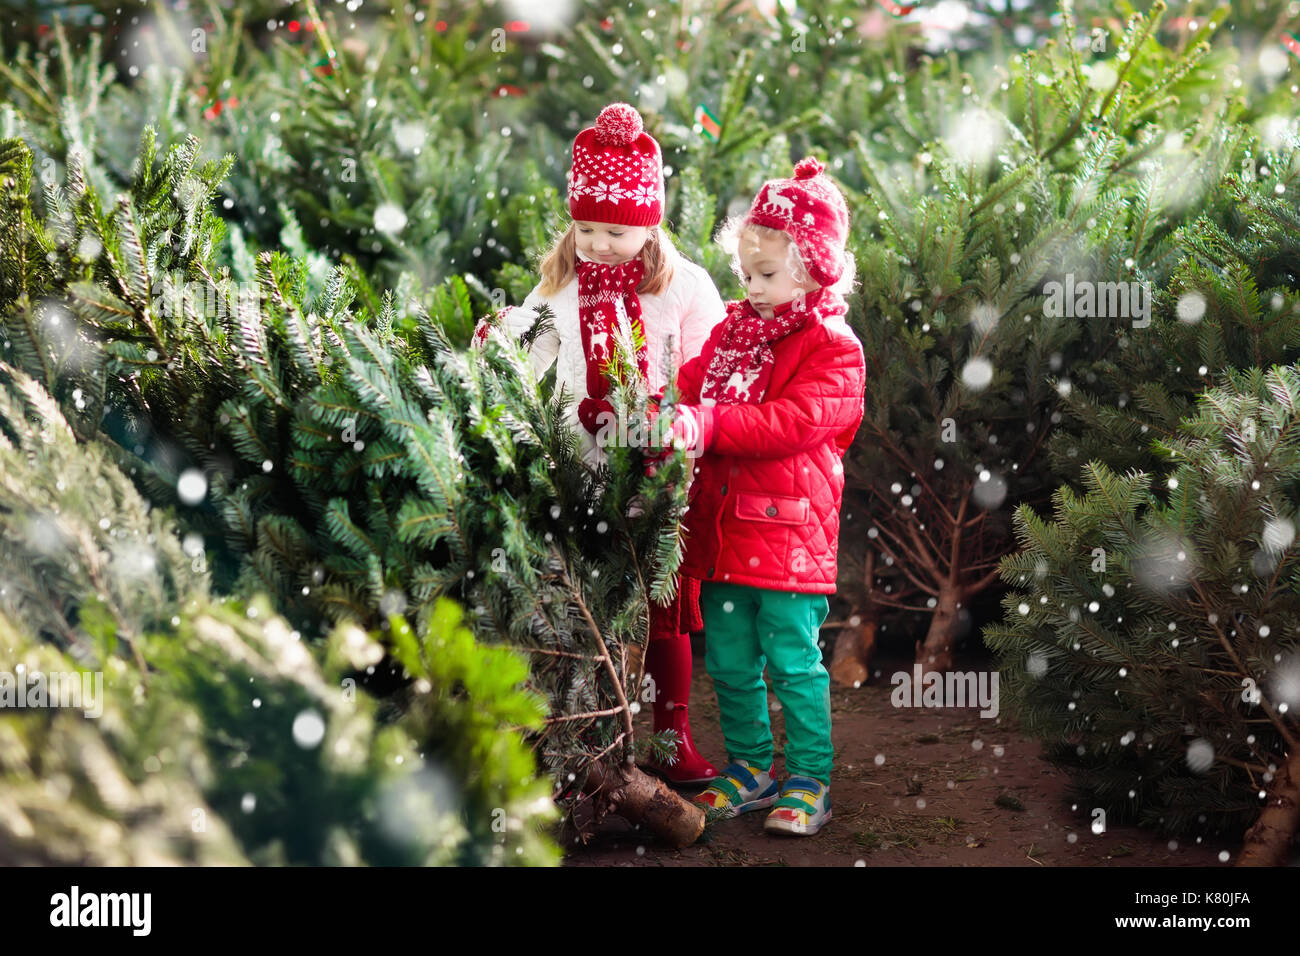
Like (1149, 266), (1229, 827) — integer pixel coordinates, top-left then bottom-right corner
(625, 640), (646, 707)
(831, 549), (878, 687)
(830, 608), (877, 687)
(914, 580), (961, 674)
(583, 759), (706, 849)
(1237, 743), (1300, 866)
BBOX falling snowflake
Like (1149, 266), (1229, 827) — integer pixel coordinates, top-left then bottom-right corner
(393, 120), (427, 153)
(1185, 738), (1214, 773)
(1262, 518), (1295, 554)
(293, 709), (326, 749)
(961, 357), (994, 389)
(1269, 652), (1300, 708)
(971, 470), (1007, 509)
(1026, 651), (1048, 678)
(1086, 61), (1119, 90)
(945, 108), (1002, 167)
(177, 469), (207, 505)
(1175, 292), (1206, 323)
(374, 202), (408, 236)
(1133, 530), (1195, 592)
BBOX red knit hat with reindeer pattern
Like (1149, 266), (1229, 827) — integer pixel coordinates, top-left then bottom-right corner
(567, 103), (664, 227)
(746, 156), (849, 287)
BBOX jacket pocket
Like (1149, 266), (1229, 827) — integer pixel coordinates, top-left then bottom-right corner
(733, 492), (810, 525)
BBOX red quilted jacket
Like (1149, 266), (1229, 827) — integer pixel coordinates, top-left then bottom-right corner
(675, 298), (866, 594)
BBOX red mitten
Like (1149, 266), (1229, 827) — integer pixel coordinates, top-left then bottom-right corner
(471, 305), (524, 351)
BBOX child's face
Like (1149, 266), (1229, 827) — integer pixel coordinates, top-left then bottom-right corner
(574, 221), (651, 265)
(737, 231), (819, 318)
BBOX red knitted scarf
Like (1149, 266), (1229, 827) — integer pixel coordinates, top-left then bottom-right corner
(700, 286), (846, 405)
(575, 257), (650, 434)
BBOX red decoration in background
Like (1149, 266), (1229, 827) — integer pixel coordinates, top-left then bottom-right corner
(877, 0), (919, 15)
(202, 95), (238, 120)
(1284, 32), (1300, 61)
(505, 20), (529, 32)
(494, 84), (526, 97)
(600, 18), (614, 31)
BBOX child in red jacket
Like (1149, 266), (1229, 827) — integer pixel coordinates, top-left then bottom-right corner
(654, 157), (865, 835)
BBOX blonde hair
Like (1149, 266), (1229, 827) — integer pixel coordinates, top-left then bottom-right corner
(537, 222), (675, 297)
(715, 216), (856, 296)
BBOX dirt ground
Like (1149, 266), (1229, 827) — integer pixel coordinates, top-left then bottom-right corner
(563, 646), (1240, 867)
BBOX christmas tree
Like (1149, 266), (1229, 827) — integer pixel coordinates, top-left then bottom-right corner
(828, 0), (1300, 678)
(0, 361), (559, 864)
(986, 365), (1300, 865)
(0, 122), (706, 848)
(1042, 134), (1300, 489)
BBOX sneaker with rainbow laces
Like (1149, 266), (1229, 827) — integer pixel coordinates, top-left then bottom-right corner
(764, 776), (831, 836)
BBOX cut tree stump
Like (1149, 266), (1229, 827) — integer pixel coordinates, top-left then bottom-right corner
(583, 759), (705, 848)
(914, 580), (965, 675)
(1237, 740), (1300, 866)
(832, 550), (879, 687)
(830, 612), (877, 687)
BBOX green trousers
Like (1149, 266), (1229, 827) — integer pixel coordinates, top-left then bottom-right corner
(699, 581), (832, 785)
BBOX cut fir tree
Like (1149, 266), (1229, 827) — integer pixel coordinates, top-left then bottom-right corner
(0, 130), (706, 848)
(0, 362), (560, 865)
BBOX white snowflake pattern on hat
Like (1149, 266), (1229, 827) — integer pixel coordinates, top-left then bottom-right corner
(591, 181), (627, 203)
(743, 156), (850, 287)
(628, 183), (658, 206)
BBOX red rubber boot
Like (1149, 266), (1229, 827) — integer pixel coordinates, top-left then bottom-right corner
(641, 629), (719, 785)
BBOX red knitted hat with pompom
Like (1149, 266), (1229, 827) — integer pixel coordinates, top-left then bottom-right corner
(567, 103), (664, 227)
(745, 156), (850, 287)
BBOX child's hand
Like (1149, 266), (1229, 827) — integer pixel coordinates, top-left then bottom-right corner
(645, 406), (703, 472)
(663, 405), (702, 453)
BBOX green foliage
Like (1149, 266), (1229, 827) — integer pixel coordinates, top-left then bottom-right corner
(987, 366), (1300, 837)
(828, 1), (1300, 651)
(1045, 144), (1300, 487)
(0, 364), (559, 863)
(5, 0), (1300, 858)
(0, 110), (691, 852)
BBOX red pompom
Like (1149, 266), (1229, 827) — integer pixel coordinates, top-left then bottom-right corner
(595, 103), (644, 146)
(793, 156), (824, 180)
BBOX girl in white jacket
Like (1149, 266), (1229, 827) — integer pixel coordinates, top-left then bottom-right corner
(473, 103), (726, 785)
